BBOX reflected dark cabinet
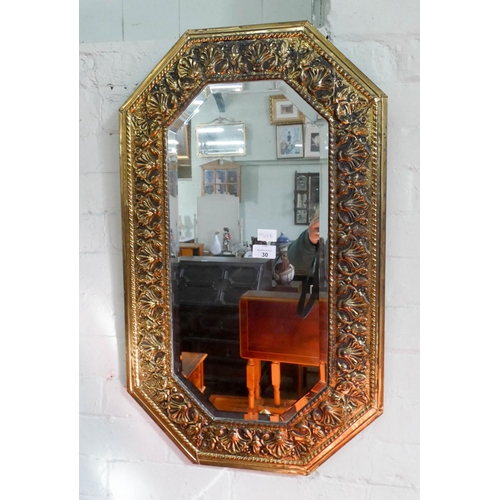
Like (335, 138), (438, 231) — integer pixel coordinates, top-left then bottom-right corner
(173, 257), (273, 396)
(294, 172), (319, 225)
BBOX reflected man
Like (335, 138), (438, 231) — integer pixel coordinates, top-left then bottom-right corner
(287, 216), (320, 273)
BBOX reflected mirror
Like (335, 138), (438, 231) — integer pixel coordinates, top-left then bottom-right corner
(120, 21), (387, 475)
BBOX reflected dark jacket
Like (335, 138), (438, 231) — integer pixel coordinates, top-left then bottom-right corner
(287, 229), (317, 274)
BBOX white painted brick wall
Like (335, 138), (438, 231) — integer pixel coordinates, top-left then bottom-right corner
(79, 1), (420, 498)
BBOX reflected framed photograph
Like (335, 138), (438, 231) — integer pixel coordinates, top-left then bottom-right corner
(296, 174), (308, 191)
(296, 192), (308, 209)
(269, 95), (306, 124)
(276, 124), (303, 159)
(304, 124), (321, 158)
(295, 209), (308, 225)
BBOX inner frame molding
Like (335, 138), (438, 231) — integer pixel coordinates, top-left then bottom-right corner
(119, 21), (387, 475)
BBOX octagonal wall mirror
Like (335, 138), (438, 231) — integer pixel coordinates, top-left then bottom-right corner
(120, 21), (387, 475)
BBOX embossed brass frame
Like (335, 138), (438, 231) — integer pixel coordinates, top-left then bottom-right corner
(119, 21), (387, 475)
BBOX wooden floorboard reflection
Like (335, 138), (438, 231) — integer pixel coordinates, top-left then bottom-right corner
(208, 380), (327, 422)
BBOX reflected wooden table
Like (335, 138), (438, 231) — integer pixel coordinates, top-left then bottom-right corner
(239, 291), (327, 411)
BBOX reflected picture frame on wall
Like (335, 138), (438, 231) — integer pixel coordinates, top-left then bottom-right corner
(295, 208), (308, 225)
(276, 124), (304, 158)
(269, 95), (306, 124)
(304, 124), (321, 158)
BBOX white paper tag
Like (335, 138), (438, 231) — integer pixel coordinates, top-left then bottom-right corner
(252, 244), (276, 259)
(257, 228), (277, 242)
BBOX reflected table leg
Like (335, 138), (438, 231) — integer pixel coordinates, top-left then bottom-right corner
(246, 359), (257, 410)
(255, 360), (261, 401)
(271, 361), (281, 407)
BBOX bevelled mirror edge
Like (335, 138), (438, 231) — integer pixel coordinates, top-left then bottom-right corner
(119, 20), (386, 475)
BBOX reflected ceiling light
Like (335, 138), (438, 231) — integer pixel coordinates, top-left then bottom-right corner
(209, 83), (243, 93)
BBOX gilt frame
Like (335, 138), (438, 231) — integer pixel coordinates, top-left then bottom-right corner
(269, 94), (306, 124)
(119, 21), (387, 475)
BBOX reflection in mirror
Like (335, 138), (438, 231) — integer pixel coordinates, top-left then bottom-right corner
(196, 121), (246, 157)
(168, 80), (329, 421)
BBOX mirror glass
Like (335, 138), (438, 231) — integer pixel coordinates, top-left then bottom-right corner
(167, 80), (329, 421)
